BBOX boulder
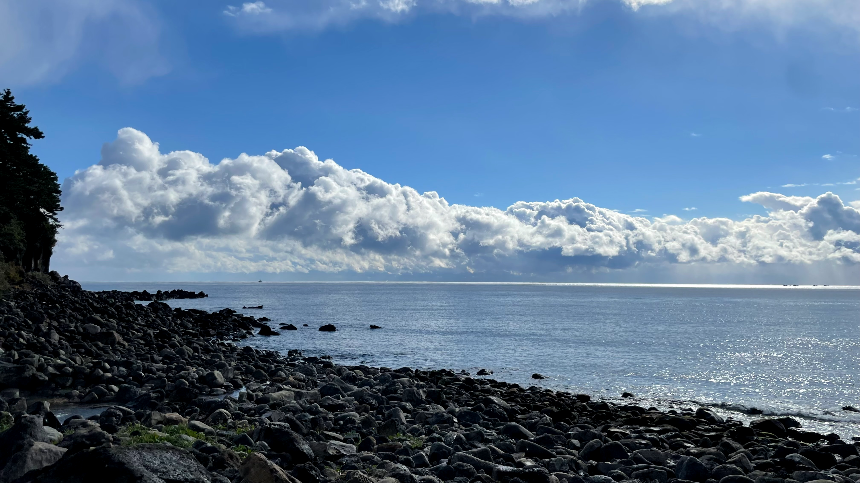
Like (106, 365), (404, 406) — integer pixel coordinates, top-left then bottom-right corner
(749, 419), (786, 437)
(676, 456), (710, 482)
(0, 363), (36, 389)
(500, 422), (534, 440)
(517, 439), (556, 460)
(0, 414), (62, 470)
(0, 441), (66, 482)
(318, 324), (337, 332)
(17, 444), (212, 483)
(257, 423), (314, 463)
(203, 371), (226, 388)
(238, 453), (300, 483)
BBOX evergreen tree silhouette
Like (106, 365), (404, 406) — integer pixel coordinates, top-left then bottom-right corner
(0, 89), (63, 272)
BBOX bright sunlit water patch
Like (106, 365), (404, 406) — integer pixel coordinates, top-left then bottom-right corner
(85, 282), (860, 438)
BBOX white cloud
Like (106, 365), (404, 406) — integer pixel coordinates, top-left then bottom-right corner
(822, 154), (835, 160)
(630, 208), (648, 213)
(823, 107), (858, 113)
(55, 128), (860, 279)
(781, 178), (859, 189)
(0, 0), (168, 85)
(224, 1), (273, 17)
(689, 132), (702, 137)
(683, 207), (697, 211)
(222, 0), (860, 35)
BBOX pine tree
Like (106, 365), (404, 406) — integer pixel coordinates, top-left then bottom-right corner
(0, 89), (63, 272)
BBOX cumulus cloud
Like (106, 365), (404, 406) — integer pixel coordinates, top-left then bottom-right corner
(54, 129), (860, 279)
(222, 0), (860, 35)
(0, 0), (168, 85)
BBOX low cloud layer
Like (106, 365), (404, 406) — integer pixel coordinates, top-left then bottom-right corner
(224, 0), (860, 36)
(55, 128), (860, 280)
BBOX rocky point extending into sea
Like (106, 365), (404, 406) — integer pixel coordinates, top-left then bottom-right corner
(0, 274), (859, 483)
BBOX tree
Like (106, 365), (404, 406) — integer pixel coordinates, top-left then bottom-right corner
(0, 89), (63, 272)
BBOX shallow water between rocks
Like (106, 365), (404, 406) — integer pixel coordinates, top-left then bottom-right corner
(84, 282), (860, 438)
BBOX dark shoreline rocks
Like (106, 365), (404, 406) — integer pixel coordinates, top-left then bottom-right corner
(1, 276), (859, 483)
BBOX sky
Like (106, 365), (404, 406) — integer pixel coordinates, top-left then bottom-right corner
(2, 0), (859, 283)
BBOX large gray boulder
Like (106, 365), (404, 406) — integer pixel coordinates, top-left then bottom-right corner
(17, 444), (213, 483)
(0, 441), (66, 483)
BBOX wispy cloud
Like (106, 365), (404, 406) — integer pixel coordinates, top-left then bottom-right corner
(630, 208), (648, 213)
(222, 0), (860, 35)
(0, 0), (169, 85)
(474, 193), (484, 197)
(683, 207), (697, 211)
(822, 107), (858, 113)
(782, 178), (859, 188)
(689, 132), (702, 138)
(224, 1), (273, 17)
(821, 152), (857, 161)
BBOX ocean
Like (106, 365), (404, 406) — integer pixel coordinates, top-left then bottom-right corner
(83, 281), (860, 439)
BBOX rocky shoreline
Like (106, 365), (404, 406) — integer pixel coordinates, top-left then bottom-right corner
(1, 276), (859, 483)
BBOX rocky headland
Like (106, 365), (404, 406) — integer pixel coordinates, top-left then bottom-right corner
(1, 275), (859, 483)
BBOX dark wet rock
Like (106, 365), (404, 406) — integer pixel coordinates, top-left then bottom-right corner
(500, 422), (535, 440)
(532, 373), (546, 380)
(718, 477), (755, 483)
(517, 439), (556, 460)
(318, 324), (337, 332)
(0, 363), (36, 390)
(238, 452), (300, 483)
(257, 423), (315, 463)
(696, 407), (725, 424)
(258, 326), (280, 336)
(597, 441), (628, 462)
(370, 325), (382, 329)
(204, 370), (226, 388)
(797, 448), (836, 470)
(677, 456), (710, 482)
(713, 464), (746, 479)
(750, 419), (786, 437)
(786, 453), (818, 470)
(282, 324), (298, 331)
(580, 440), (603, 461)
(632, 468), (668, 483)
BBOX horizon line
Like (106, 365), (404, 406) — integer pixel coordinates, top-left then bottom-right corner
(80, 281), (860, 289)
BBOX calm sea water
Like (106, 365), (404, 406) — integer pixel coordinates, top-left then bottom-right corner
(84, 282), (860, 438)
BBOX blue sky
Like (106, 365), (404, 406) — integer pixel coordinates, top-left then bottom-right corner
(3, 0), (860, 282)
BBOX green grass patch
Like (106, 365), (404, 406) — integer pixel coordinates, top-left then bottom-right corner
(391, 432), (424, 449)
(232, 444), (254, 458)
(118, 423), (204, 449)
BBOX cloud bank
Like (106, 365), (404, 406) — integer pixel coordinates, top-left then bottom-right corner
(223, 0), (860, 36)
(55, 128), (860, 281)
